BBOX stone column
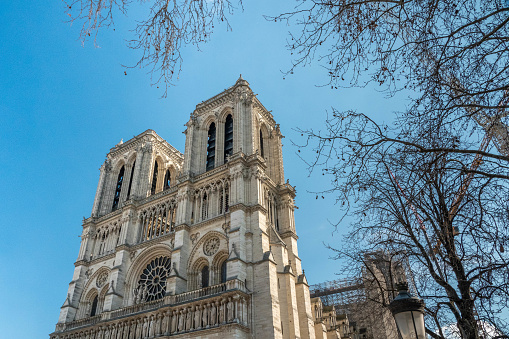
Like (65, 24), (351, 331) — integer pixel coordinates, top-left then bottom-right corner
(91, 160), (109, 217)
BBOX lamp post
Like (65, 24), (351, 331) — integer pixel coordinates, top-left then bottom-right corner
(389, 282), (426, 339)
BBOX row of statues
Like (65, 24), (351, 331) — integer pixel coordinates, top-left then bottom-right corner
(53, 294), (249, 339)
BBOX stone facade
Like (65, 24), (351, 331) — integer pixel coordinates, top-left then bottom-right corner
(50, 77), (338, 339)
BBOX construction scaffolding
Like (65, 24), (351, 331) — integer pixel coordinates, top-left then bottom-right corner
(309, 278), (365, 315)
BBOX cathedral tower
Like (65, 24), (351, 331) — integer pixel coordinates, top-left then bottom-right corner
(51, 77), (321, 339)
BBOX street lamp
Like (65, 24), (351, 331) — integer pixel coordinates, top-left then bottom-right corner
(389, 282), (426, 339)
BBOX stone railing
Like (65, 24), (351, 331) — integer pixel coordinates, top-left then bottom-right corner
(109, 298), (166, 319)
(52, 279), (250, 338)
(171, 279), (246, 305)
(54, 315), (101, 332)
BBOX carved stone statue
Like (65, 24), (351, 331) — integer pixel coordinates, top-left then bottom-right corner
(148, 315), (155, 337)
(129, 320), (136, 339)
(194, 305), (201, 329)
(96, 326), (103, 339)
(202, 304), (208, 327)
(135, 319), (142, 338)
(219, 300), (225, 323)
(185, 307), (192, 330)
(171, 310), (177, 333)
(178, 310), (185, 332)
(123, 321), (130, 339)
(110, 324), (117, 338)
(210, 301), (217, 326)
(142, 317), (149, 337)
(116, 323), (123, 339)
(227, 297), (234, 322)
(155, 314), (162, 336)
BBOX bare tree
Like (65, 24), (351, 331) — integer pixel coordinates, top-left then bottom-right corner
(63, 0), (240, 95)
(276, 1), (509, 141)
(296, 108), (509, 339)
(275, 1), (509, 337)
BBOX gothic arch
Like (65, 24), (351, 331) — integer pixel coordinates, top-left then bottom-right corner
(80, 266), (112, 298)
(201, 114), (217, 131)
(125, 244), (173, 305)
(217, 106), (234, 123)
(150, 155), (165, 194)
(259, 123), (270, 158)
(112, 158), (126, 173)
(77, 267), (111, 319)
(188, 256), (210, 290)
(187, 231), (228, 270)
(126, 152), (138, 166)
(211, 250), (229, 285)
(187, 231), (228, 290)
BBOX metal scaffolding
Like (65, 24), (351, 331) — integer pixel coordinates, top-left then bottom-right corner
(309, 278), (365, 315)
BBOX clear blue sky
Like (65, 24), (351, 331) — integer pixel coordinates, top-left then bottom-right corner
(0, 1), (400, 337)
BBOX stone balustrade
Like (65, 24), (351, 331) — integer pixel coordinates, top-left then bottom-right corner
(51, 280), (250, 339)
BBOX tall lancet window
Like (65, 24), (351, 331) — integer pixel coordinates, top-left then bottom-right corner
(206, 122), (216, 171)
(126, 161), (136, 199)
(90, 295), (98, 317)
(259, 129), (264, 158)
(224, 114), (233, 162)
(221, 260), (227, 283)
(164, 169), (171, 190)
(201, 265), (209, 288)
(202, 193), (208, 220)
(112, 166), (125, 211)
(151, 161), (158, 195)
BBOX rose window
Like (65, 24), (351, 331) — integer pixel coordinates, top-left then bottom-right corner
(96, 271), (108, 288)
(203, 237), (220, 256)
(134, 256), (171, 303)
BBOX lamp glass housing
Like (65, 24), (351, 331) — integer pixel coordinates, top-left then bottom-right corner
(394, 310), (426, 339)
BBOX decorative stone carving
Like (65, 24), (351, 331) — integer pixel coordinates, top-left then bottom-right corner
(222, 222), (230, 234)
(190, 232), (200, 245)
(96, 272), (108, 288)
(203, 237), (220, 256)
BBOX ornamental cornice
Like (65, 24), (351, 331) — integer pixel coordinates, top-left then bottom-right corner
(253, 103), (275, 126)
(78, 252), (115, 267)
(174, 223), (190, 233)
(190, 212), (231, 230)
(192, 163), (231, 183)
(194, 90), (236, 116)
(107, 129), (183, 163)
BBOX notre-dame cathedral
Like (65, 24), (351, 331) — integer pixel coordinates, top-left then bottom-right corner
(50, 77), (345, 339)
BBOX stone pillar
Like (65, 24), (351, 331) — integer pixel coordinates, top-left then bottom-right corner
(252, 251), (283, 339)
(166, 224), (189, 294)
(91, 160), (108, 217)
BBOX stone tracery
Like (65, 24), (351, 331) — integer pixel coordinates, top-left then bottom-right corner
(134, 256), (172, 303)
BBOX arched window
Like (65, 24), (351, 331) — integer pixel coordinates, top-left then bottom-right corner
(224, 114), (233, 162)
(259, 129), (264, 158)
(135, 256), (172, 303)
(126, 161), (136, 199)
(206, 123), (216, 171)
(164, 169), (171, 190)
(112, 166), (125, 211)
(90, 295), (98, 317)
(220, 260), (227, 283)
(202, 193), (208, 220)
(201, 265), (209, 288)
(151, 161), (158, 195)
